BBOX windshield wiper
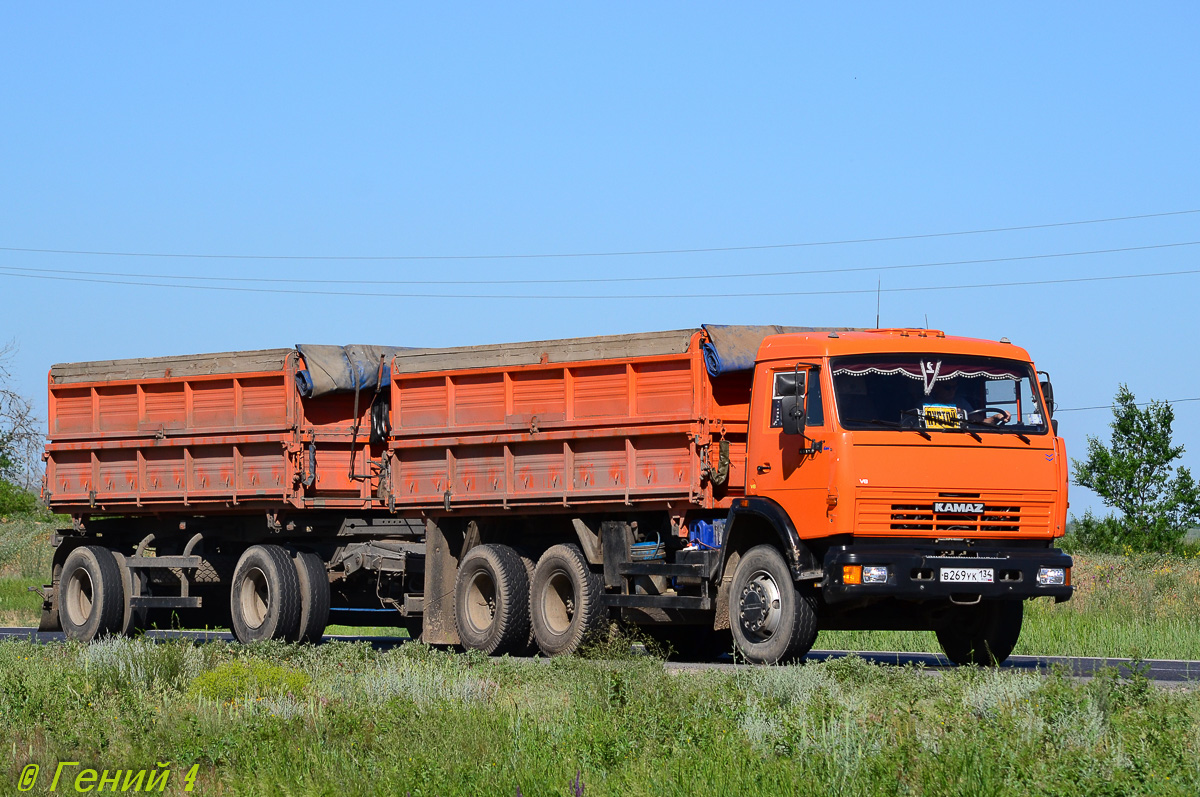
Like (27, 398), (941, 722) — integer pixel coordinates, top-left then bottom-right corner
(961, 418), (1031, 443)
(845, 418), (931, 440)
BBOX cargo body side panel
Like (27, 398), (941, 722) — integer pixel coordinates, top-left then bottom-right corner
(45, 350), (301, 514)
(387, 332), (748, 513)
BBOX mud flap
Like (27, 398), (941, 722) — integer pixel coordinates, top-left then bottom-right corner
(421, 518), (465, 645)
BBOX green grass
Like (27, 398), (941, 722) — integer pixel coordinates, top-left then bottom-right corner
(0, 515), (54, 626)
(3, 518), (1200, 794)
(1, 638), (1199, 795)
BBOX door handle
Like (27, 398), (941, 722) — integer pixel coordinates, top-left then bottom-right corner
(757, 463), (772, 474)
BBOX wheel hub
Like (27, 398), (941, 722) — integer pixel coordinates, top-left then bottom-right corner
(739, 571), (782, 640)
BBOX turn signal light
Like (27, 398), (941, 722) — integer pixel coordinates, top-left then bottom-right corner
(843, 565), (862, 585)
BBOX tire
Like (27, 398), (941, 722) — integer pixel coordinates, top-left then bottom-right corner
(229, 545), (303, 644)
(293, 550), (331, 644)
(530, 544), (605, 656)
(729, 545), (818, 665)
(59, 546), (125, 642)
(647, 626), (734, 662)
(454, 544), (531, 655)
(936, 600), (1023, 666)
(517, 553), (538, 655)
(112, 552), (148, 637)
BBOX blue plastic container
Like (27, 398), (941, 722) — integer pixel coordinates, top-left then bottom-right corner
(687, 518), (725, 549)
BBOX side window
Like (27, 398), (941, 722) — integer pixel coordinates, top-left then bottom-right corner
(770, 368), (823, 428)
(771, 370), (805, 428)
(806, 368), (824, 427)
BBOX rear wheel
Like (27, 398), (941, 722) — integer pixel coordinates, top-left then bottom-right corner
(230, 545), (303, 643)
(454, 544), (530, 655)
(530, 544), (605, 656)
(936, 600), (1023, 666)
(729, 545), (818, 664)
(293, 550), (330, 644)
(60, 546), (124, 642)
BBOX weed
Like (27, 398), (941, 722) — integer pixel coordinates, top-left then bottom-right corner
(189, 659), (310, 703)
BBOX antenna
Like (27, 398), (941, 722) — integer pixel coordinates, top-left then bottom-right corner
(875, 279), (881, 328)
(924, 313), (929, 329)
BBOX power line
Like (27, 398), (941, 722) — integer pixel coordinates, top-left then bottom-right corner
(0, 240), (1196, 286)
(0, 262), (1198, 299)
(1056, 397), (1200, 413)
(1, 208), (1196, 262)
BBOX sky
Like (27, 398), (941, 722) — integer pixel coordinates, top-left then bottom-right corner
(1, 4), (1197, 516)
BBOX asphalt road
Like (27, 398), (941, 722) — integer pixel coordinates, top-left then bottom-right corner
(2, 627), (1195, 684)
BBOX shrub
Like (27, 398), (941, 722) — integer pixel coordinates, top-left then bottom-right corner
(189, 660), (310, 703)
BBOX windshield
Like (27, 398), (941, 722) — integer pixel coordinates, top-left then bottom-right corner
(831, 355), (1048, 434)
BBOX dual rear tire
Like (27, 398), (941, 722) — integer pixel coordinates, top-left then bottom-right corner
(453, 544), (531, 655)
(59, 546), (125, 642)
(453, 542), (605, 657)
(229, 545), (329, 644)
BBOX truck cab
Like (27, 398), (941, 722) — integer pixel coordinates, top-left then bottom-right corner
(722, 329), (1072, 663)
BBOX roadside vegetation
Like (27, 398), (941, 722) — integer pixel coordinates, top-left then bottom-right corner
(3, 636), (1200, 796)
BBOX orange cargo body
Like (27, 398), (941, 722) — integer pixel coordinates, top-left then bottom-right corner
(383, 329), (749, 514)
(44, 349), (384, 514)
(44, 329), (753, 517)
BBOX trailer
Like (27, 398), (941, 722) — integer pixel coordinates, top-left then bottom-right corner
(41, 325), (1073, 664)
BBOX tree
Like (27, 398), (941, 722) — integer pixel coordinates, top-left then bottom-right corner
(1071, 384), (1200, 551)
(0, 341), (43, 514)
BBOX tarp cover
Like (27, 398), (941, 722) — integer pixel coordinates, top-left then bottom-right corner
(701, 325), (852, 377)
(295, 344), (412, 398)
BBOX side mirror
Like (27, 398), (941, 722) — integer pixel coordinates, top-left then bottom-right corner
(1039, 379), (1055, 417)
(780, 394), (806, 436)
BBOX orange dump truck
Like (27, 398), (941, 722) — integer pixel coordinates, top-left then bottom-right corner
(40, 325), (1072, 664)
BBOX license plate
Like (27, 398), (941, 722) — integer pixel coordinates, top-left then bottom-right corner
(939, 567), (994, 583)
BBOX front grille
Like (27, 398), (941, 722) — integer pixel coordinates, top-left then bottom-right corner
(855, 490), (1055, 536)
(890, 503), (1023, 533)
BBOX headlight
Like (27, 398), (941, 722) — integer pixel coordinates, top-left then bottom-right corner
(1037, 567), (1067, 586)
(862, 566), (888, 583)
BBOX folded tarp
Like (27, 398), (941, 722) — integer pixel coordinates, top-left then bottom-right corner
(700, 324), (857, 377)
(295, 344), (412, 398)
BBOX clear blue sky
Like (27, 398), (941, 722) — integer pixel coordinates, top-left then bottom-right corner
(2, 4), (1197, 517)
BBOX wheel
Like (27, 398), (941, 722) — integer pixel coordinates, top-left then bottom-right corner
(530, 544), (605, 656)
(936, 600), (1023, 666)
(59, 546), (125, 642)
(729, 545), (818, 664)
(229, 545), (303, 643)
(517, 553), (538, 655)
(454, 544), (531, 655)
(112, 552), (148, 637)
(293, 550), (331, 644)
(646, 626), (734, 662)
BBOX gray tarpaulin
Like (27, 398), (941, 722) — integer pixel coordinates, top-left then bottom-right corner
(295, 344), (412, 398)
(700, 324), (856, 376)
(297, 326), (860, 396)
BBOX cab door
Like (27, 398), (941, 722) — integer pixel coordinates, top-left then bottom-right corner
(746, 361), (833, 537)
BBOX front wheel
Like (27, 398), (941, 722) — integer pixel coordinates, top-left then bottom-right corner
(729, 545), (818, 664)
(936, 600), (1023, 666)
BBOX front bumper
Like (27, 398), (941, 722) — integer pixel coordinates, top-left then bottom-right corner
(822, 543), (1073, 604)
